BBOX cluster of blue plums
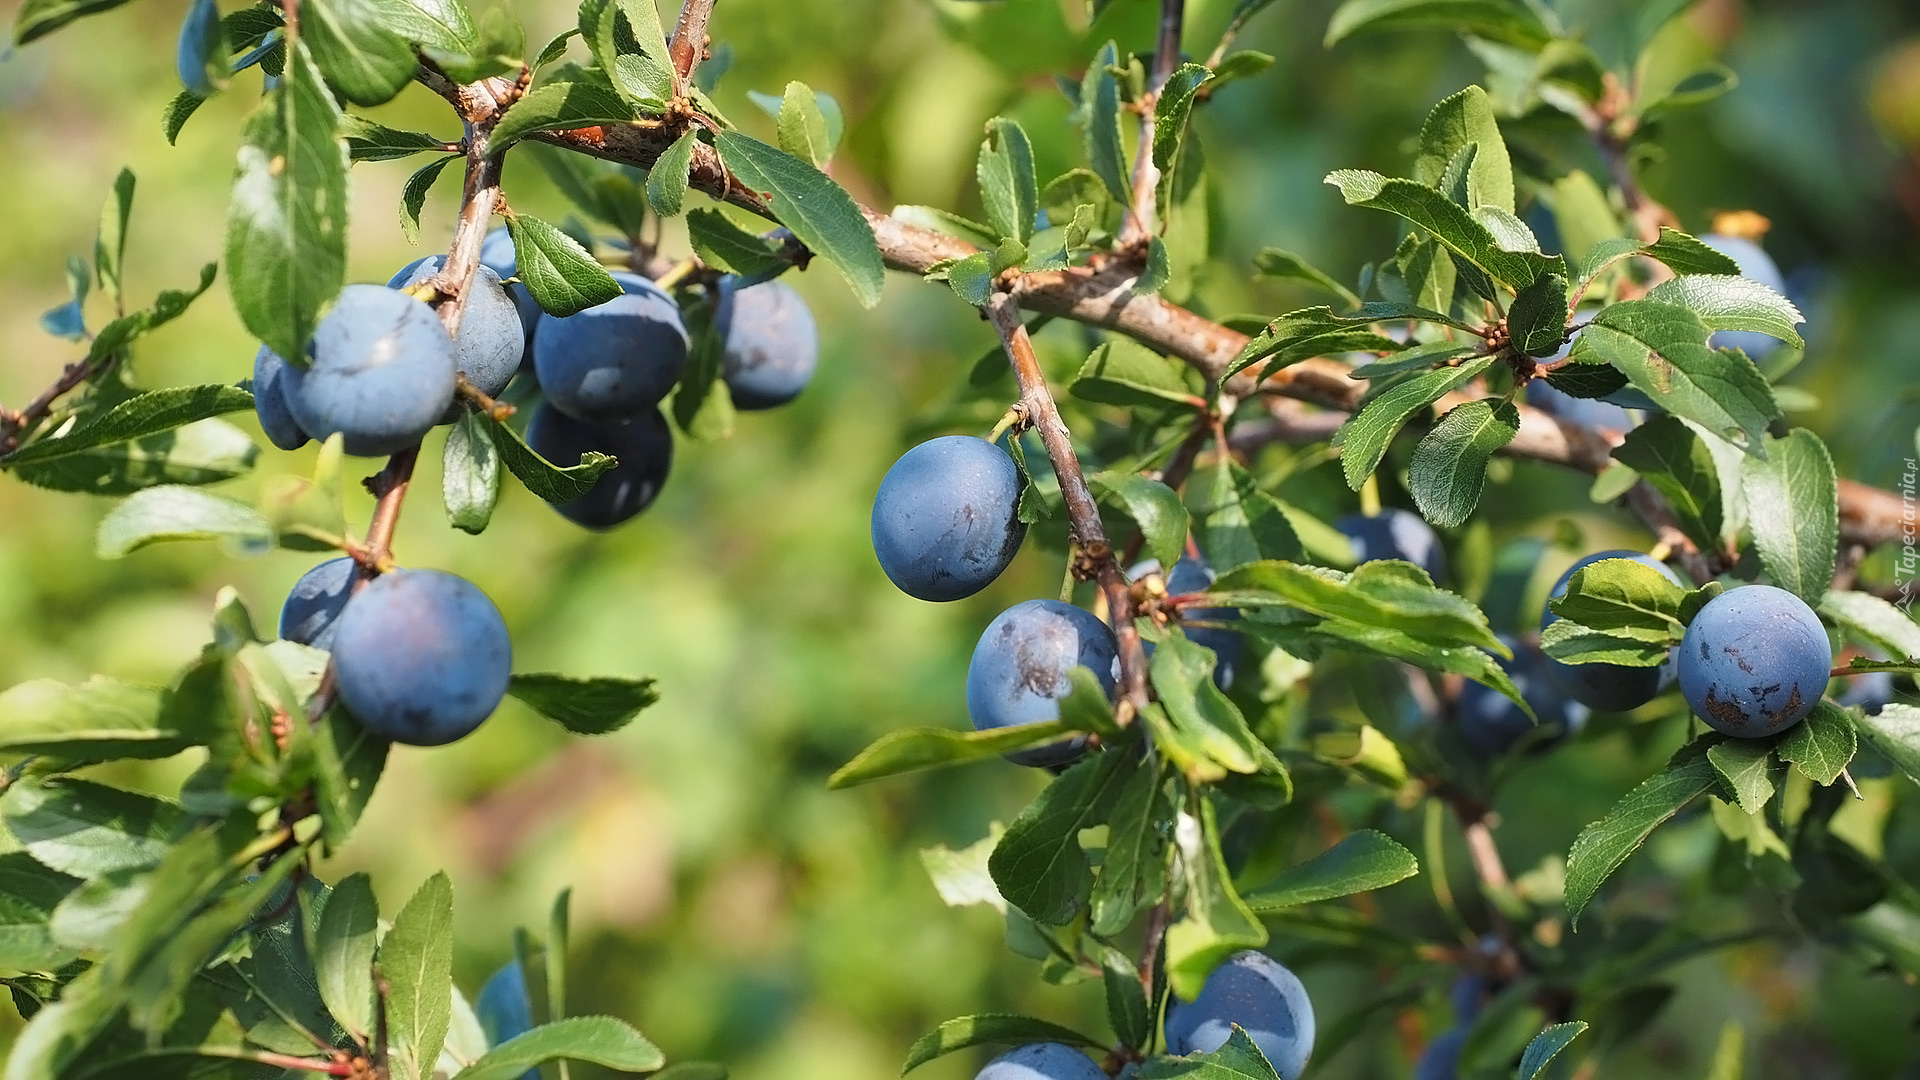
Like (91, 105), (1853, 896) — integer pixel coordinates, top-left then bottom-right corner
(253, 228), (820, 528)
(972, 951), (1314, 1079)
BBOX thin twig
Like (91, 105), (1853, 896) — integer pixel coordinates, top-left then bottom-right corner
(0, 356), (113, 457)
(668, 0), (719, 95)
(1137, 897), (1171, 1000)
(1117, 0), (1186, 249)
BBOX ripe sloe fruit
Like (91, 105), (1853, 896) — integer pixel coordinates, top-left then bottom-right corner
(330, 568), (512, 745)
(871, 435), (1027, 601)
(1701, 233), (1788, 359)
(1335, 509), (1447, 583)
(1131, 555), (1241, 690)
(524, 402), (673, 529)
(534, 272), (689, 422)
(1164, 950), (1315, 1079)
(966, 599), (1118, 768)
(1679, 584), (1830, 737)
(280, 557), (357, 650)
(253, 345), (310, 451)
(1541, 551), (1681, 712)
(716, 277), (818, 410)
(1457, 634), (1587, 756)
(388, 256), (523, 408)
(280, 285), (456, 457)
(974, 1043), (1106, 1080)
(480, 226), (541, 364)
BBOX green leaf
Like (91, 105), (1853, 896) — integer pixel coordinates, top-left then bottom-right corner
(1152, 63), (1213, 219)
(504, 213), (621, 316)
(1778, 701), (1856, 786)
(1518, 1022), (1589, 1080)
(2, 384), (255, 467)
(315, 872), (378, 1041)
(1079, 41), (1130, 205)
(892, 204), (1000, 249)
(978, 117), (1038, 244)
(1214, 560), (1505, 653)
(921, 827), (1005, 913)
(1641, 227), (1742, 276)
(342, 116), (450, 161)
(369, 0), (477, 53)
(1853, 703), (1920, 787)
(1610, 416), (1724, 551)
(12, 0), (134, 44)
(1, 777), (181, 880)
(1147, 627), (1284, 784)
(578, 0), (671, 107)
(1412, 85), (1513, 213)
(1071, 341), (1202, 410)
(685, 208), (791, 278)
(1100, 947), (1150, 1052)
(94, 168), (135, 310)
(483, 412), (618, 502)
(420, 5), (524, 82)
(943, 253), (993, 306)
(1647, 274), (1805, 351)
(646, 129), (698, 218)
(775, 80), (835, 167)
(1707, 738), (1774, 816)
(1409, 398), (1520, 528)
(1324, 171), (1562, 292)
(989, 750), (1136, 925)
(311, 706), (389, 852)
(1544, 557), (1688, 635)
(505, 673), (659, 735)
(0, 853), (80, 972)
(1564, 736), (1720, 928)
(399, 155), (458, 245)
(1090, 763), (1172, 937)
(1539, 620), (1672, 668)
(1190, 460), (1304, 573)
(1224, 304), (1415, 383)
(441, 411), (502, 535)
(901, 1015), (1106, 1074)
(383, 871), (454, 1080)
(95, 485), (272, 559)
(1741, 428), (1838, 603)
(1252, 248), (1361, 307)
(227, 40), (349, 366)
(714, 132), (886, 308)
(458, 1016), (664, 1080)
(1242, 829), (1420, 912)
(163, 90), (207, 146)
(1325, 0), (1551, 48)
(305, 0), (418, 106)
(0, 677), (186, 760)
(1569, 299), (1778, 452)
(1165, 798), (1268, 1004)
(1136, 1027), (1283, 1079)
(827, 722), (1076, 789)
(1090, 471), (1189, 571)
(1506, 273), (1568, 357)
(491, 79), (636, 150)
(1335, 356), (1496, 490)
(1820, 591), (1920, 660)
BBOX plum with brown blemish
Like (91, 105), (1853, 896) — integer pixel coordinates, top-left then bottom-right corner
(870, 435), (1027, 601)
(965, 599), (1117, 768)
(1678, 584), (1830, 738)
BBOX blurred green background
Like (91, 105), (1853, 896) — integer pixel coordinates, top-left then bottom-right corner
(4, 0), (1920, 1076)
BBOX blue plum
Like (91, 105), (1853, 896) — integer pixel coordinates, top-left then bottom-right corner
(966, 599), (1118, 768)
(1457, 634), (1587, 756)
(387, 256), (524, 407)
(1412, 1028), (1465, 1080)
(329, 569), (512, 745)
(1679, 584), (1830, 737)
(1836, 669), (1894, 715)
(1165, 950), (1315, 1079)
(252, 345), (311, 451)
(523, 402), (673, 529)
(280, 285), (457, 457)
(974, 1043), (1106, 1080)
(1131, 555), (1242, 690)
(533, 272), (689, 422)
(1541, 551), (1682, 712)
(871, 435), (1027, 601)
(716, 277), (818, 410)
(1701, 233), (1789, 359)
(279, 557), (357, 650)
(1335, 509), (1447, 582)
(480, 226), (542, 360)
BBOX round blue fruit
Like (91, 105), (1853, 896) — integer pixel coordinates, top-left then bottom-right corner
(388, 256), (524, 406)
(1541, 551), (1682, 712)
(533, 272), (689, 422)
(1412, 1028), (1465, 1080)
(1132, 555), (1242, 690)
(1335, 509), (1447, 582)
(1836, 669), (1894, 715)
(280, 285), (457, 457)
(329, 568), (512, 746)
(480, 226), (543, 350)
(1701, 233), (1788, 359)
(871, 435), (1028, 601)
(966, 599), (1118, 768)
(1679, 584), (1830, 738)
(716, 277), (818, 410)
(974, 1043), (1106, 1080)
(252, 345), (311, 451)
(524, 402), (673, 529)
(1457, 634), (1587, 756)
(280, 557), (358, 651)
(1165, 950), (1315, 1079)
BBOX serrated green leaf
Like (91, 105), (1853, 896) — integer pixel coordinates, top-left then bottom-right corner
(1544, 556), (1688, 635)
(1853, 702), (1920, 787)
(399, 154), (458, 245)
(9, 418), (257, 495)
(1252, 248), (1361, 307)
(1335, 356), (1496, 490)
(342, 116), (450, 162)
(685, 208), (791, 278)
(1165, 799), (1267, 1002)
(504, 214), (621, 316)
(315, 871), (378, 1040)
(1741, 428), (1837, 602)
(441, 410), (501, 535)
(96, 485), (272, 558)
(775, 80), (834, 167)
(1071, 341), (1203, 409)
(901, 1015), (1106, 1074)
(1647, 274), (1804, 350)
(1190, 460), (1304, 573)
(1325, 170), (1562, 292)
(459, 1016), (664, 1080)
(1779, 701), (1856, 786)
(162, 90), (207, 146)
(1242, 829), (1419, 912)
(1153, 63), (1212, 220)
(646, 129), (698, 218)
(1409, 398), (1519, 528)
(1090, 471), (1188, 571)
(383, 871), (454, 1080)
(1564, 736), (1719, 928)
(369, 0), (476, 53)
(305, 0), (417, 106)
(1539, 620), (1672, 667)
(1518, 1022), (1589, 1080)
(1413, 85), (1513, 213)
(1090, 763), (1171, 937)
(483, 412), (617, 502)
(3, 385), (255, 467)
(1325, 0), (1551, 49)
(714, 131), (885, 308)
(978, 117), (1038, 244)
(1147, 626), (1283, 784)
(1213, 559), (1505, 653)
(491, 79), (637, 151)
(1080, 41), (1130, 205)
(1570, 299), (1779, 452)
(1223, 304), (1420, 383)
(1820, 591), (1920, 660)
(0, 853), (80, 972)
(13, 0), (134, 44)
(2, 777), (180, 880)
(1707, 738), (1774, 815)
(827, 722), (1076, 789)
(312, 706), (389, 852)
(1137, 1027), (1283, 1079)
(1610, 416), (1723, 550)
(1507, 273), (1568, 357)
(505, 673), (658, 735)
(989, 750), (1136, 925)
(0, 677), (186, 760)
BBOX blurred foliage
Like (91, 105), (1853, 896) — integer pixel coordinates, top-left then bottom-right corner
(2, 0), (1920, 1078)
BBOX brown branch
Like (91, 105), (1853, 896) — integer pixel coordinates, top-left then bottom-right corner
(668, 0), (718, 93)
(986, 290), (1150, 723)
(1117, 0), (1185, 248)
(1137, 896), (1171, 998)
(0, 355), (114, 457)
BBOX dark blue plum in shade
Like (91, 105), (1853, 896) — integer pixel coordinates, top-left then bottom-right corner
(329, 569), (512, 746)
(387, 256), (524, 406)
(716, 276), (819, 410)
(480, 226), (542, 363)
(1836, 669), (1894, 715)
(1412, 1028), (1465, 1080)
(252, 345), (311, 451)
(1528, 379), (1635, 432)
(1679, 584), (1831, 738)
(1701, 233), (1789, 359)
(1335, 509), (1447, 583)
(965, 599), (1118, 768)
(280, 285), (457, 457)
(870, 435), (1027, 602)
(524, 402), (673, 529)
(1541, 551), (1682, 712)
(279, 557), (357, 650)
(1164, 950), (1315, 1079)
(973, 1043), (1106, 1080)
(1457, 633), (1588, 756)
(1130, 555), (1242, 690)
(533, 272), (690, 422)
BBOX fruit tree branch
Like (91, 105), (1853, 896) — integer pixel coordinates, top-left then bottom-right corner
(0, 354), (116, 458)
(1117, 0), (1185, 247)
(985, 290), (1151, 722)
(669, 0), (719, 93)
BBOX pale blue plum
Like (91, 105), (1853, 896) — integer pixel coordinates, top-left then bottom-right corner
(871, 435), (1027, 601)
(330, 569), (512, 745)
(474, 960), (539, 1079)
(966, 599), (1117, 768)
(1335, 509), (1446, 582)
(388, 256), (524, 406)
(1541, 551), (1682, 712)
(524, 402), (673, 529)
(252, 345), (310, 451)
(1165, 950), (1315, 1079)
(974, 1043), (1106, 1080)
(533, 272), (689, 421)
(279, 558), (357, 650)
(1679, 584), (1830, 737)
(1528, 380), (1634, 432)
(1701, 233), (1789, 359)
(280, 285), (457, 456)
(716, 277), (818, 410)
(480, 226), (541, 363)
